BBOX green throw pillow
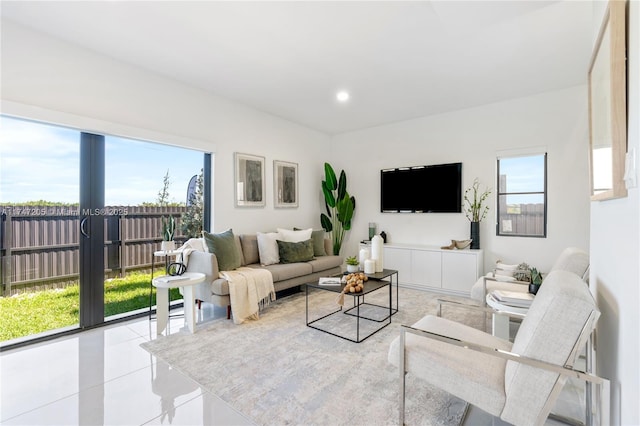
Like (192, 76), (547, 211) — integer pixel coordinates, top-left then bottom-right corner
(294, 228), (326, 256)
(277, 239), (314, 263)
(203, 229), (241, 271)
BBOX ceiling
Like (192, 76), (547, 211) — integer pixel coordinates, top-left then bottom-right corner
(1, 1), (593, 135)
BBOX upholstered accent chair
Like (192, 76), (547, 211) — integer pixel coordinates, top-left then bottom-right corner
(469, 247), (590, 303)
(389, 270), (609, 426)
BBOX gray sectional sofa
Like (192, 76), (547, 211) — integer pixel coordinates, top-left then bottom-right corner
(180, 233), (343, 319)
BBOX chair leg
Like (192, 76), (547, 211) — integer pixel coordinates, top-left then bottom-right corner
(399, 329), (406, 425)
(226, 305), (231, 320)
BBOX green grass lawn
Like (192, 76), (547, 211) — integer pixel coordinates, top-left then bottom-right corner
(0, 272), (181, 342)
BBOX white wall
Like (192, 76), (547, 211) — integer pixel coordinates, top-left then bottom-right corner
(589, 1), (640, 425)
(0, 21), (330, 234)
(330, 86), (591, 274)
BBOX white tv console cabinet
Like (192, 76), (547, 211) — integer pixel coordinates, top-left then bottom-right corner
(361, 243), (483, 295)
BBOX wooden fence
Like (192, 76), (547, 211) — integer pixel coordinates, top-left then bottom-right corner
(499, 203), (545, 236)
(0, 206), (189, 295)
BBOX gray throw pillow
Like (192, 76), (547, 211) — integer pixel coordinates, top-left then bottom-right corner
(294, 228), (326, 256)
(277, 239), (314, 263)
(203, 229), (241, 271)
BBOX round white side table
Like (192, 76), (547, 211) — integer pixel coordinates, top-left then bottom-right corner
(152, 272), (205, 336)
(485, 292), (531, 340)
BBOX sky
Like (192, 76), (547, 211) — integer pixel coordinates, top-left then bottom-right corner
(0, 116), (203, 205)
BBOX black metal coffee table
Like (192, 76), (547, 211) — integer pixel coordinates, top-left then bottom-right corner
(305, 269), (399, 343)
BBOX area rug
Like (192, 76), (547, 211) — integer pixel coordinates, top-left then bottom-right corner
(141, 286), (487, 426)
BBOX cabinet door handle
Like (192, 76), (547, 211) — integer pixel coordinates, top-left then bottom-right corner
(80, 217), (89, 238)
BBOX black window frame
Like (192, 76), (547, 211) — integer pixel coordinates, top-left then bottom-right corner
(496, 153), (548, 238)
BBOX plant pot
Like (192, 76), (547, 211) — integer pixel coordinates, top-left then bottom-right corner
(346, 264), (359, 273)
(470, 221), (480, 249)
(529, 283), (541, 295)
(161, 240), (176, 252)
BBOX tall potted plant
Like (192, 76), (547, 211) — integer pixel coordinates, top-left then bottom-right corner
(464, 178), (491, 249)
(160, 215), (176, 252)
(320, 163), (356, 255)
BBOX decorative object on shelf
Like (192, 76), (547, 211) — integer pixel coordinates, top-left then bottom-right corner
(336, 272), (368, 306)
(371, 234), (384, 272)
(513, 262), (532, 282)
(454, 239), (472, 249)
(160, 215), (176, 252)
(274, 160), (298, 208)
(345, 256), (360, 273)
(235, 152), (266, 207)
(320, 162), (356, 255)
(358, 247), (370, 270)
(464, 178), (491, 249)
(528, 267), (543, 294)
(364, 259), (376, 274)
(441, 239), (472, 250)
(368, 222), (376, 240)
(380, 231), (387, 243)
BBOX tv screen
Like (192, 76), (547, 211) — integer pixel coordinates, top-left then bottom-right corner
(380, 162), (462, 213)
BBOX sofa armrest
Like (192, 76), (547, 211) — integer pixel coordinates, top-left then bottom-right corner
(190, 251), (219, 279)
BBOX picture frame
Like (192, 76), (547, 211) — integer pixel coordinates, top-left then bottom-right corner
(274, 160), (298, 208)
(234, 153), (265, 207)
(588, 0), (627, 201)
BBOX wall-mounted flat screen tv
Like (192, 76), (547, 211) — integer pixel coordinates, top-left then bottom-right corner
(380, 162), (462, 213)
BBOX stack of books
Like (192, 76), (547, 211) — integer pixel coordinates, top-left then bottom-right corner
(490, 290), (534, 308)
(318, 277), (342, 286)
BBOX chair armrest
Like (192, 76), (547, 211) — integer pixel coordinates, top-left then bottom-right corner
(436, 297), (494, 317)
(399, 323), (608, 386)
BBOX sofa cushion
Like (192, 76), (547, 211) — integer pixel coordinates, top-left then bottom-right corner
(249, 262), (313, 282)
(307, 256), (343, 273)
(277, 227), (312, 242)
(203, 229), (242, 271)
(239, 234), (260, 265)
(256, 232), (281, 266)
(277, 239), (314, 263)
(295, 228), (327, 256)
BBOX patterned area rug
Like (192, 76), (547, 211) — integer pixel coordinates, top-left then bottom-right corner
(141, 286), (487, 426)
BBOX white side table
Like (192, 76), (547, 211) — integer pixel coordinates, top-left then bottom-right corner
(485, 293), (530, 340)
(149, 250), (182, 319)
(153, 272), (205, 336)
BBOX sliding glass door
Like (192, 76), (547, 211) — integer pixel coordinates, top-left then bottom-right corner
(0, 116), (82, 341)
(0, 115), (210, 345)
(103, 135), (205, 320)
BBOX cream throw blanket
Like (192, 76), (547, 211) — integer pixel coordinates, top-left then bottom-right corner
(220, 267), (276, 324)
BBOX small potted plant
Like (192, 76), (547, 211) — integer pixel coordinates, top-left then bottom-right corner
(160, 215), (176, 252)
(528, 267), (543, 294)
(345, 256), (359, 273)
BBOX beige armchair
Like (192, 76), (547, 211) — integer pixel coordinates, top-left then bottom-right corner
(470, 247), (590, 302)
(389, 270), (609, 425)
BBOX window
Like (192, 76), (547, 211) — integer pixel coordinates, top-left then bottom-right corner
(496, 153), (547, 237)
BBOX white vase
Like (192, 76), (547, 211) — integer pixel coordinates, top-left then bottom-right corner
(371, 235), (384, 272)
(161, 240), (176, 252)
(358, 248), (370, 270)
(346, 264), (359, 273)
(364, 259), (376, 274)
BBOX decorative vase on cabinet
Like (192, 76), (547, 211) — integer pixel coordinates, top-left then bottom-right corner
(470, 221), (480, 249)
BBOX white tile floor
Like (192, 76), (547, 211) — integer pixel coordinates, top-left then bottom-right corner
(0, 305), (255, 426)
(1, 304), (586, 426)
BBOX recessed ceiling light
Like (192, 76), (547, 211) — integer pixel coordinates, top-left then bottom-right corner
(336, 91), (350, 103)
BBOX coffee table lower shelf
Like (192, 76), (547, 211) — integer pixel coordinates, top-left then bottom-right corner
(305, 270), (397, 343)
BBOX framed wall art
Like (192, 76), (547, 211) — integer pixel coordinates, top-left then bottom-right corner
(274, 160), (298, 208)
(235, 153), (265, 207)
(588, 0), (627, 201)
